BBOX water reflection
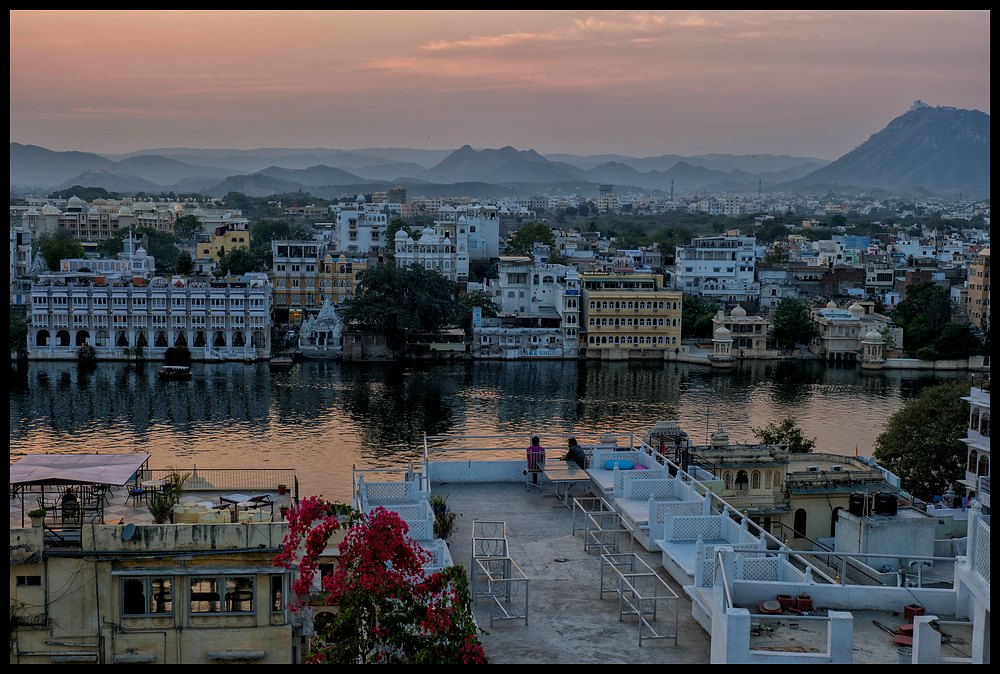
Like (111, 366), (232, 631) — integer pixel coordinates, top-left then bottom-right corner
(9, 359), (967, 502)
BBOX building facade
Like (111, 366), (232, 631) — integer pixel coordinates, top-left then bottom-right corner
(672, 235), (761, 303)
(580, 272), (682, 359)
(28, 273), (272, 361)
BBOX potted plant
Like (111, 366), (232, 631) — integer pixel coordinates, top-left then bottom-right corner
(28, 508), (47, 527)
(430, 493), (458, 542)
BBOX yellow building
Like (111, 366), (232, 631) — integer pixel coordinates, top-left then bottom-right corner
(320, 254), (368, 306)
(10, 522), (297, 664)
(580, 272), (682, 359)
(966, 247), (990, 331)
(196, 223), (251, 262)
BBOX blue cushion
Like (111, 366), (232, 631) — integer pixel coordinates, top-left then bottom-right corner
(604, 459), (635, 470)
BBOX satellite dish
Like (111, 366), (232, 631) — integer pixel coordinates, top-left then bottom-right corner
(122, 523), (136, 542)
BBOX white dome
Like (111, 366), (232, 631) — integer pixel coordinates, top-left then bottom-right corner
(713, 326), (732, 339)
(356, 194), (366, 203)
(848, 302), (865, 318)
(417, 226), (437, 244)
(118, 206), (133, 216)
(863, 329), (884, 342)
(826, 300), (837, 309)
(41, 204), (61, 215)
(394, 229), (410, 241)
(730, 305), (747, 318)
(67, 195), (85, 208)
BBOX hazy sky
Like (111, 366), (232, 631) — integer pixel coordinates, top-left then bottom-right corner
(9, 10), (990, 160)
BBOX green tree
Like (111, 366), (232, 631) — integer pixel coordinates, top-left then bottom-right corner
(341, 264), (457, 351)
(175, 250), (195, 276)
(503, 221), (555, 256)
(891, 282), (958, 355)
(38, 230), (85, 270)
(681, 294), (719, 339)
(172, 214), (203, 241)
(873, 381), (969, 500)
(762, 242), (789, 266)
(9, 314), (29, 359)
(455, 289), (499, 331)
(217, 247), (265, 276)
(751, 417), (816, 454)
(772, 298), (818, 349)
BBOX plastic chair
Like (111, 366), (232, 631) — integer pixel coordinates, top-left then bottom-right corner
(525, 453), (545, 491)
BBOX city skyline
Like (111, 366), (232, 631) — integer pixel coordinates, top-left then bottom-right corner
(10, 10), (991, 161)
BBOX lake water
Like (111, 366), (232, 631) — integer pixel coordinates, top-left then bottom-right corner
(9, 359), (967, 502)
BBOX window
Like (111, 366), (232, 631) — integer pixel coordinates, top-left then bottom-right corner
(16, 575), (41, 587)
(190, 575), (254, 613)
(122, 577), (172, 615)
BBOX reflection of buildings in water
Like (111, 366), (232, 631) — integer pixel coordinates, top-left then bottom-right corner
(12, 362), (273, 436)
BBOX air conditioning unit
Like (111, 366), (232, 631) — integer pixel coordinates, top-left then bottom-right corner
(807, 466), (819, 472)
(831, 465), (843, 472)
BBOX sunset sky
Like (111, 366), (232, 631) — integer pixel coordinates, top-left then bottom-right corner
(9, 10), (990, 160)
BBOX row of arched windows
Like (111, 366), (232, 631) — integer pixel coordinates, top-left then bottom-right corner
(723, 469), (782, 491)
(588, 300), (679, 311)
(35, 329), (267, 349)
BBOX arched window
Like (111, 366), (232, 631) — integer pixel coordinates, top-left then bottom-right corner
(793, 508), (807, 539)
(56, 330), (71, 347)
(978, 454), (989, 477)
(982, 412), (990, 437)
(75, 330), (90, 347)
(968, 450), (979, 473)
(735, 470), (749, 490)
(213, 331), (227, 347)
(96, 330), (109, 347)
(135, 331), (148, 348)
(765, 471), (772, 490)
(116, 330), (129, 347)
(751, 471), (761, 490)
(233, 332), (246, 347)
(155, 331), (168, 347)
(194, 331), (206, 348)
(36, 329), (50, 346)
(252, 331), (266, 348)
(972, 407), (981, 431)
(174, 332), (188, 347)
(723, 472), (732, 490)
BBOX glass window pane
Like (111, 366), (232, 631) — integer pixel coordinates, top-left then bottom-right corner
(190, 577), (221, 613)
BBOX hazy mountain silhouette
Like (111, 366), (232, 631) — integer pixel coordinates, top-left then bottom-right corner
(782, 103), (990, 199)
(11, 105), (989, 198)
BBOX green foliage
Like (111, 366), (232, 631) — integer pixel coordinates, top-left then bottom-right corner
(874, 381), (969, 500)
(175, 250), (195, 275)
(76, 344), (97, 365)
(455, 289), (499, 330)
(751, 417), (816, 454)
(430, 493), (458, 542)
(28, 508), (48, 518)
(38, 230), (85, 271)
(172, 214), (203, 241)
(217, 247), (266, 276)
(48, 186), (117, 201)
(772, 297), (818, 349)
(9, 315), (28, 358)
(681, 294), (719, 339)
(504, 221), (555, 256)
(163, 345), (192, 366)
(891, 283), (954, 353)
(762, 242), (789, 265)
(341, 264), (458, 351)
(147, 492), (174, 524)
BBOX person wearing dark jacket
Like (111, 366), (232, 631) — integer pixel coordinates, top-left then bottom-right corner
(561, 437), (587, 469)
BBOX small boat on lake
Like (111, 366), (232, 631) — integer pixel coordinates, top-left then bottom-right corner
(158, 365), (192, 380)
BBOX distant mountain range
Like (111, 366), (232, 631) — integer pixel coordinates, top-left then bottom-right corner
(9, 104), (989, 200)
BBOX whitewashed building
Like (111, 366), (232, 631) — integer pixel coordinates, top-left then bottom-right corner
(28, 273), (271, 361)
(672, 235), (762, 303)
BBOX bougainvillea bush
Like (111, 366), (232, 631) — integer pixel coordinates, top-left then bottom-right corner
(274, 495), (487, 664)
